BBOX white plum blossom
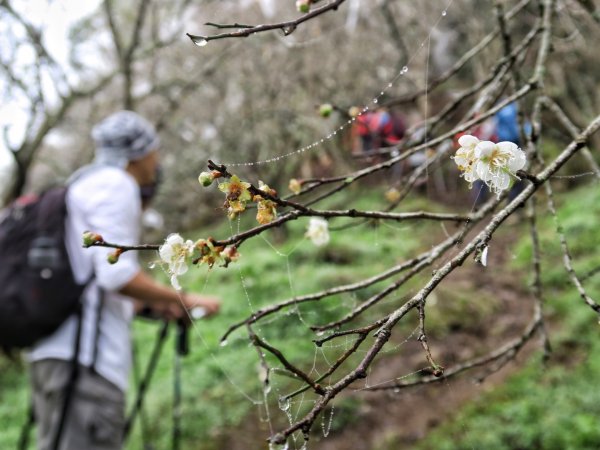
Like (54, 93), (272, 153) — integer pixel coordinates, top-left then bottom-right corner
(305, 217), (330, 247)
(453, 134), (480, 184)
(159, 233), (194, 290)
(453, 134), (527, 197)
(474, 140), (526, 195)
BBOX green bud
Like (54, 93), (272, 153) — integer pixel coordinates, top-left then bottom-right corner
(319, 103), (333, 118)
(296, 0), (310, 13)
(198, 171), (215, 187)
(82, 231), (103, 248)
(107, 249), (122, 265)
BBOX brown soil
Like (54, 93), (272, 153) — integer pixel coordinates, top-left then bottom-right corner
(216, 227), (542, 450)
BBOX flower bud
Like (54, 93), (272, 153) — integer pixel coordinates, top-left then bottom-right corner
(319, 103), (333, 118)
(296, 0), (310, 13)
(385, 188), (401, 204)
(258, 180), (277, 197)
(288, 178), (302, 195)
(107, 248), (123, 265)
(82, 231), (103, 248)
(198, 171), (215, 187)
(348, 106), (361, 118)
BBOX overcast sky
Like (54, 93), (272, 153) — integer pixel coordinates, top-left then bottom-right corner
(0, 0), (102, 163)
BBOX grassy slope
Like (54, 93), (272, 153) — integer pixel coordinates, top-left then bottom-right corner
(413, 183), (600, 450)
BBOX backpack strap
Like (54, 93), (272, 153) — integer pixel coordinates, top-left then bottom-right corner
(36, 187), (69, 235)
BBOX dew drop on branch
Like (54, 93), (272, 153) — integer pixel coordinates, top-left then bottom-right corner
(191, 36), (208, 47)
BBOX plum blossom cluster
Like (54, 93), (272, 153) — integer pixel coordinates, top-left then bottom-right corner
(159, 233), (239, 290)
(199, 170), (331, 248)
(199, 172), (279, 224)
(453, 134), (527, 196)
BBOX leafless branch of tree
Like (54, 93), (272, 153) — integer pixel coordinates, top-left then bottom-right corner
(186, 0), (347, 44)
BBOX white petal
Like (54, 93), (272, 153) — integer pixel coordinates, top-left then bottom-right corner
(165, 233), (184, 246)
(476, 161), (493, 182)
(458, 134), (479, 148)
(171, 274), (182, 291)
(170, 260), (189, 276)
(496, 141), (518, 153)
(481, 246), (489, 267)
(464, 170), (478, 183)
(312, 232), (330, 246)
(494, 172), (511, 191)
(508, 149), (526, 172)
(475, 141), (496, 159)
(159, 245), (174, 262)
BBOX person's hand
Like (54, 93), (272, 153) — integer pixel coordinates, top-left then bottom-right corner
(182, 293), (221, 318)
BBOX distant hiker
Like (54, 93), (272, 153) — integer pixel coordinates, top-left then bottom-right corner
(352, 108), (407, 157)
(28, 111), (220, 450)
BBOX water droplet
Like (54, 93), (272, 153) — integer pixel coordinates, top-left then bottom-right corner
(191, 36), (208, 47)
(373, 98), (378, 104)
(401, 66), (408, 74)
(315, 330), (325, 337)
(148, 262), (156, 269)
(278, 396), (291, 412)
(263, 382), (272, 395)
(442, 10), (447, 16)
(220, 339), (228, 347)
(388, 83), (393, 88)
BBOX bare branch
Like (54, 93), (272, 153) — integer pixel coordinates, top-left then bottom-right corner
(186, 0), (347, 44)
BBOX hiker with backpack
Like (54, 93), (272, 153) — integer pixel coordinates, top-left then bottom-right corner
(18, 110), (220, 450)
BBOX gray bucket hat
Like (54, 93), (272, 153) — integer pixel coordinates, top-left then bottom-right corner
(91, 110), (159, 167)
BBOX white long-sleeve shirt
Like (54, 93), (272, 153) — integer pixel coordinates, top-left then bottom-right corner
(29, 166), (141, 392)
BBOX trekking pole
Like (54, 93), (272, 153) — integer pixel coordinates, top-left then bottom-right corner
(172, 307), (205, 450)
(172, 319), (186, 450)
(123, 320), (169, 443)
(131, 337), (154, 450)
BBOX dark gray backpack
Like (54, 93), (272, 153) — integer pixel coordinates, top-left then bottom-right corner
(0, 187), (85, 354)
